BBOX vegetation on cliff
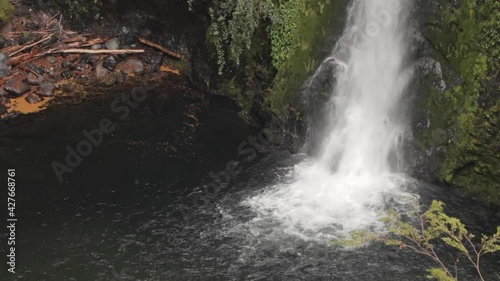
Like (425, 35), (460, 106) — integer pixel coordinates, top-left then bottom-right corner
(50, 0), (104, 23)
(421, 0), (500, 202)
(206, 0), (303, 74)
(204, 0), (345, 118)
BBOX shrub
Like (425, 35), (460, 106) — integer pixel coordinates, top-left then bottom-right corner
(201, 0), (304, 74)
(334, 200), (500, 281)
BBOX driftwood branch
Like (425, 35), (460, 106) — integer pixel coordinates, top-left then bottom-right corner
(63, 35), (88, 43)
(50, 49), (144, 54)
(8, 53), (33, 66)
(79, 38), (106, 47)
(138, 38), (182, 59)
(7, 34), (54, 56)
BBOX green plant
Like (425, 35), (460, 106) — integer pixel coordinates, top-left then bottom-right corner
(207, 0), (265, 74)
(204, 0), (304, 74)
(267, 0), (304, 68)
(333, 201), (500, 281)
(423, 0), (500, 200)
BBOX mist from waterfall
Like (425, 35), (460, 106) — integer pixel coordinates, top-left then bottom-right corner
(245, 0), (415, 239)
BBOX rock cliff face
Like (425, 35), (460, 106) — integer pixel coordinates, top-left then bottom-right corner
(411, 0), (499, 203)
(264, 0), (348, 118)
(203, 0), (349, 147)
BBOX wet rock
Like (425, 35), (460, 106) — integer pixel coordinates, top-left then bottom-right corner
(0, 52), (9, 64)
(25, 94), (43, 104)
(87, 55), (99, 66)
(5, 76), (31, 97)
(47, 56), (58, 64)
(0, 88), (9, 98)
(0, 68), (9, 77)
(121, 26), (130, 35)
(61, 71), (73, 79)
(150, 52), (164, 73)
(116, 58), (144, 74)
(95, 64), (110, 78)
(61, 83), (75, 94)
(37, 82), (56, 97)
(114, 72), (125, 84)
(103, 55), (118, 71)
(105, 37), (120, 50)
(0, 105), (7, 115)
(91, 44), (103, 50)
(0, 52), (11, 77)
(25, 73), (44, 85)
(101, 75), (117, 87)
(26, 63), (46, 75)
(62, 59), (73, 69)
(76, 64), (87, 72)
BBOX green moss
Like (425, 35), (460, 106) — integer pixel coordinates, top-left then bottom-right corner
(206, 0), (347, 121)
(0, 0), (14, 24)
(219, 77), (255, 115)
(422, 0), (500, 202)
(268, 0), (347, 117)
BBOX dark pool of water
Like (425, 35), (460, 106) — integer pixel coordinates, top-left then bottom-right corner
(0, 92), (499, 281)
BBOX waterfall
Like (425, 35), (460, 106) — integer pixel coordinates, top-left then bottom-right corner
(245, 0), (415, 239)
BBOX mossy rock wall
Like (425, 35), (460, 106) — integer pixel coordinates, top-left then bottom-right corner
(267, 0), (347, 117)
(210, 0), (348, 124)
(413, 0), (500, 203)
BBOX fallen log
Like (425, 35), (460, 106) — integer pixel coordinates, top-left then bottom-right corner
(138, 38), (182, 59)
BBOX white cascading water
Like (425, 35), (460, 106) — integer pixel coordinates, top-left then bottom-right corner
(245, 0), (415, 238)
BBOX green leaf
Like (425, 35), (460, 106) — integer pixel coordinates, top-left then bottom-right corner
(427, 268), (456, 281)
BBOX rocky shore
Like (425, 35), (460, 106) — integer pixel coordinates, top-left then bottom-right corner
(0, 1), (188, 120)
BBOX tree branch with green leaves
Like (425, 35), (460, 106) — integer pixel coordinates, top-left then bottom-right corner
(333, 201), (500, 281)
